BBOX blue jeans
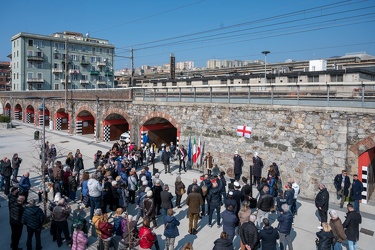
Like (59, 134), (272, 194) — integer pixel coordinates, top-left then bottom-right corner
(347, 240), (357, 250)
(333, 241), (343, 250)
(69, 190), (77, 201)
(12, 168), (19, 180)
(0, 175), (5, 189)
(208, 205), (221, 226)
(353, 200), (360, 212)
(90, 196), (101, 219)
(161, 208), (168, 223)
(135, 206), (143, 223)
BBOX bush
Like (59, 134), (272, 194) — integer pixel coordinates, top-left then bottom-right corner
(0, 115), (11, 123)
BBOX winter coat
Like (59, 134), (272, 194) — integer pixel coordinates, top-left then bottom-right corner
(252, 156), (263, 177)
(222, 210), (238, 238)
(0, 159), (12, 177)
(259, 226), (279, 250)
(241, 184), (252, 202)
(200, 178), (212, 197)
(71, 230), (88, 250)
(88, 178), (103, 198)
(342, 210), (362, 241)
(334, 174), (351, 196)
(208, 183), (222, 207)
(163, 215), (180, 238)
(329, 217), (346, 243)
(22, 205), (45, 230)
(52, 166), (63, 181)
(128, 175), (138, 191)
(68, 175), (78, 191)
(233, 155), (243, 175)
(143, 197), (155, 218)
(113, 216), (124, 236)
(175, 181), (185, 196)
(351, 180), (364, 200)
(220, 175), (227, 193)
(9, 199), (24, 225)
(257, 193), (274, 212)
(213, 238), (234, 250)
(19, 176), (31, 192)
(139, 226), (156, 249)
(98, 220), (114, 240)
(161, 150), (171, 165)
(81, 180), (89, 197)
(65, 157), (74, 169)
(11, 156), (22, 170)
(74, 157), (84, 172)
(316, 230), (334, 250)
(276, 195), (287, 213)
(186, 192), (203, 214)
(52, 204), (71, 222)
(153, 185), (163, 205)
(315, 188), (329, 212)
(277, 211), (293, 234)
(292, 182), (300, 199)
(239, 221), (259, 250)
(225, 198), (237, 213)
(284, 189), (295, 206)
(160, 190), (173, 209)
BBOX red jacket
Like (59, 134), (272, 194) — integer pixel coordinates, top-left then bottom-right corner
(139, 226), (156, 249)
(98, 221), (114, 239)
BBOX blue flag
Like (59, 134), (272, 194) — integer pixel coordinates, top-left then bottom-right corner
(187, 136), (192, 162)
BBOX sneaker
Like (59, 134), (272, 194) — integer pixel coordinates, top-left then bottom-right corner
(217, 224), (221, 228)
(209, 224), (212, 228)
(317, 226), (323, 230)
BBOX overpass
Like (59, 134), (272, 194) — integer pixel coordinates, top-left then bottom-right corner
(0, 82), (375, 202)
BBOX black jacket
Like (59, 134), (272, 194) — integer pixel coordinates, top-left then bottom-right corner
(233, 155), (243, 175)
(222, 210), (238, 237)
(252, 156), (263, 177)
(161, 151), (170, 165)
(208, 184), (222, 207)
(160, 190), (173, 209)
(187, 183), (201, 195)
(22, 205), (45, 230)
(342, 210), (362, 241)
(241, 184), (252, 202)
(284, 189), (295, 205)
(257, 193), (274, 212)
(213, 238), (234, 250)
(1, 159), (12, 177)
(316, 230), (334, 250)
(277, 211), (293, 234)
(259, 226), (279, 250)
(315, 188), (329, 212)
(334, 174), (351, 196)
(239, 221), (259, 249)
(9, 199), (24, 225)
(200, 178), (212, 197)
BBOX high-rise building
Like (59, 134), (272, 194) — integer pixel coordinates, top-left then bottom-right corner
(0, 61), (11, 91)
(11, 31), (115, 91)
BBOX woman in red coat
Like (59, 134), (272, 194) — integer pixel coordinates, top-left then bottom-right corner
(138, 217), (160, 250)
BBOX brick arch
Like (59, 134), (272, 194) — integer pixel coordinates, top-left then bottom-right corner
(75, 105), (96, 121)
(140, 111), (181, 132)
(102, 108), (131, 124)
(349, 134), (375, 156)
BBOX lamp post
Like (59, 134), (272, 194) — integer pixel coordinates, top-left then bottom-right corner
(38, 97), (47, 215)
(262, 51), (270, 85)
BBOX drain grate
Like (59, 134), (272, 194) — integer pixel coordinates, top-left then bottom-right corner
(360, 228), (374, 236)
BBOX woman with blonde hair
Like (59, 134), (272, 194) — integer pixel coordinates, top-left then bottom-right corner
(65, 152), (74, 169)
(316, 222), (335, 250)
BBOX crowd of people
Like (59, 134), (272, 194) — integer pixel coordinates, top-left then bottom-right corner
(0, 141), (366, 250)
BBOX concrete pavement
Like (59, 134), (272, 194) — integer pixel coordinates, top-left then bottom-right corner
(0, 121), (374, 250)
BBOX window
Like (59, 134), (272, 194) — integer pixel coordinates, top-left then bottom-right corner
(72, 74), (78, 81)
(81, 55), (86, 61)
(91, 66), (96, 71)
(92, 47), (96, 54)
(91, 57), (96, 63)
(17, 50), (19, 57)
(308, 75), (319, 82)
(35, 40), (43, 48)
(330, 74), (343, 82)
(28, 50), (33, 56)
(72, 54), (78, 61)
(54, 53), (61, 60)
(36, 51), (42, 57)
(17, 73), (19, 79)
(17, 62), (19, 68)
(71, 45), (76, 51)
(28, 72), (33, 79)
(13, 41), (15, 48)
(60, 43), (65, 50)
(36, 62), (43, 69)
(81, 75), (88, 80)
(99, 48), (102, 53)
(54, 84), (59, 90)
(72, 65), (80, 70)
(106, 48), (109, 54)
(28, 39), (33, 46)
(14, 73), (16, 79)
(54, 74), (60, 80)
(53, 63), (59, 69)
(97, 57), (101, 63)
(54, 43), (59, 49)
(37, 84), (42, 90)
(288, 76), (298, 83)
(82, 46), (87, 52)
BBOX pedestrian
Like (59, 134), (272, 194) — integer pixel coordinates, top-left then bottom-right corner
(143, 190), (157, 228)
(350, 174), (364, 212)
(276, 190), (287, 216)
(9, 195), (25, 250)
(177, 145), (187, 173)
(259, 218), (279, 250)
(164, 208), (180, 250)
(222, 205), (238, 242)
(88, 173), (104, 221)
(342, 203), (362, 250)
(22, 199), (45, 250)
(277, 203), (294, 250)
(334, 170), (351, 208)
(225, 191), (238, 214)
(161, 146), (171, 174)
(256, 185), (274, 229)
(98, 216), (114, 250)
(252, 152), (263, 186)
(175, 176), (186, 208)
(233, 151), (243, 182)
(213, 231), (234, 250)
(152, 179), (163, 215)
(65, 152), (75, 170)
(71, 222), (88, 250)
(68, 171), (78, 201)
(316, 222), (334, 250)
(239, 214), (259, 250)
(139, 217), (160, 250)
(11, 153), (22, 181)
(290, 178), (300, 215)
(0, 156), (12, 195)
(62, 166), (71, 197)
(92, 208), (108, 250)
(152, 172), (164, 188)
(219, 171), (227, 205)
(200, 174), (212, 216)
(18, 171), (31, 202)
(48, 144), (57, 167)
(135, 184), (148, 224)
(315, 183), (329, 226)
(81, 171), (90, 205)
(187, 178), (200, 195)
(186, 185), (203, 235)
(127, 170), (138, 204)
(52, 198), (72, 247)
(208, 178), (222, 227)
(329, 209), (347, 250)
(284, 182), (295, 212)
(267, 168), (277, 197)
(238, 201), (251, 231)
(74, 153), (84, 183)
(232, 181), (242, 216)
(241, 176), (252, 203)
(204, 152), (214, 176)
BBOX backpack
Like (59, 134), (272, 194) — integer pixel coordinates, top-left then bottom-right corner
(201, 182), (208, 196)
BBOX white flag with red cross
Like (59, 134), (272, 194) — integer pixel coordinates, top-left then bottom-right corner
(237, 125), (252, 138)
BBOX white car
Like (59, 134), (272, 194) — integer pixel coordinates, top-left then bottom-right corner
(119, 131), (130, 143)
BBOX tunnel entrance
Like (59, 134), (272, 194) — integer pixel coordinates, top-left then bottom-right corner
(103, 113), (129, 142)
(56, 108), (69, 131)
(359, 147), (375, 204)
(76, 110), (95, 135)
(141, 117), (177, 149)
(26, 105), (35, 124)
(14, 104), (22, 120)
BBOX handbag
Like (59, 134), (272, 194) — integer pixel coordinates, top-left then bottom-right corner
(180, 187), (186, 195)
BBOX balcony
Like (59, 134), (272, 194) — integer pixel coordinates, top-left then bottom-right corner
(80, 80), (90, 85)
(52, 68), (63, 74)
(27, 55), (44, 61)
(69, 69), (80, 74)
(61, 79), (71, 85)
(97, 62), (106, 67)
(105, 71), (113, 76)
(90, 70), (100, 75)
(27, 78), (44, 83)
(81, 60), (90, 65)
(97, 81), (107, 85)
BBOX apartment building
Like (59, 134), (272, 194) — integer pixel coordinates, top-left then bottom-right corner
(0, 61), (11, 91)
(11, 31), (115, 91)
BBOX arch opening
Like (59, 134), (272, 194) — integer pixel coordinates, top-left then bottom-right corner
(14, 104), (23, 120)
(141, 117), (177, 148)
(103, 113), (129, 142)
(26, 105), (35, 124)
(76, 110), (95, 135)
(56, 108), (69, 131)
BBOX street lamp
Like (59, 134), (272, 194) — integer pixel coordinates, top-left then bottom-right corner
(262, 51), (270, 85)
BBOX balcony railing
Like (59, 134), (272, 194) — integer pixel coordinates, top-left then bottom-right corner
(97, 62), (106, 67)
(80, 80), (90, 85)
(90, 71), (100, 75)
(80, 60), (90, 65)
(27, 78), (44, 83)
(69, 69), (80, 74)
(97, 81), (107, 85)
(27, 55), (44, 61)
(60, 79), (71, 84)
(52, 68), (63, 74)
(105, 71), (113, 76)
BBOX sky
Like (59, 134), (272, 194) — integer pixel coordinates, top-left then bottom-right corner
(1, 0), (374, 70)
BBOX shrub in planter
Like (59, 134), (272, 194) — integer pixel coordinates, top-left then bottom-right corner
(0, 115), (11, 123)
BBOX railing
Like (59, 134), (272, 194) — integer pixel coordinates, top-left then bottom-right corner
(52, 68), (63, 73)
(132, 82), (375, 109)
(27, 78), (44, 83)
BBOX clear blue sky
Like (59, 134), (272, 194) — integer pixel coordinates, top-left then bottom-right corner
(1, 0), (374, 69)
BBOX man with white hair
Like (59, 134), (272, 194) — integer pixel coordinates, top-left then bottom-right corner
(143, 190), (157, 228)
(315, 183), (329, 225)
(329, 209), (347, 250)
(239, 213), (259, 249)
(277, 203), (294, 250)
(52, 198), (72, 247)
(152, 173), (164, 187)
(18, 171), (31, 202)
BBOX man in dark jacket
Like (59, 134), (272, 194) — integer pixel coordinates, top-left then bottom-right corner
(315, 183), (329, 225)
(161, 147), (171, 174)
(343, 203), (362, 249)
(200, 174), (212, 216)
(219, 171), (227, 204)
(350, 174), (364, 212)
(11, 153), (22, 181)
(52, 198), (72, 247)
(186, 186), (203, 235)
(257, 186), (274, 228)
(143, 190), (157, 228)
(277, 204), (294, 250)
(74, 153), (84, 183)
(259, 218), (279, 250)
(233, 151), (243, 181)
(0, 156), (12, 195)
(232, 181), (242, 217)
(68, 171), (78, 201)
(22, 199), (45, 250)
(284, 182), (295, 211)
(241, 176), (252, 203)
(208, 178), (222, 227)
(239, 214), (259, 249)
(9, 194), (25, 250)
(252, 152), (263, 186)
(334, 170), (351, 208)
(160, 184), (173, 221)
(18, 171), (31, 202)
(187, 178), (201, 195)
(222, 205), (238, 241)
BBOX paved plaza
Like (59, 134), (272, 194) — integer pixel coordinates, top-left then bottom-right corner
(0, 121), (374, 250)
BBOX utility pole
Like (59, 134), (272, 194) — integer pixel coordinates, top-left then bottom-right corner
(131, 48), (134, 87)
(64, 39), (69, 112)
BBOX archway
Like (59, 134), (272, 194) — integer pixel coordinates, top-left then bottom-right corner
(103, 113), (129, 142)
(14, 104), (22, 120)
(76, 110), (95, 135)
(26, 105), (35, 124)
(37, 104), (50, 127)
(141, 117), (177, 149)
(55, 108), (69, 131)
(5, 103), (11, 117)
